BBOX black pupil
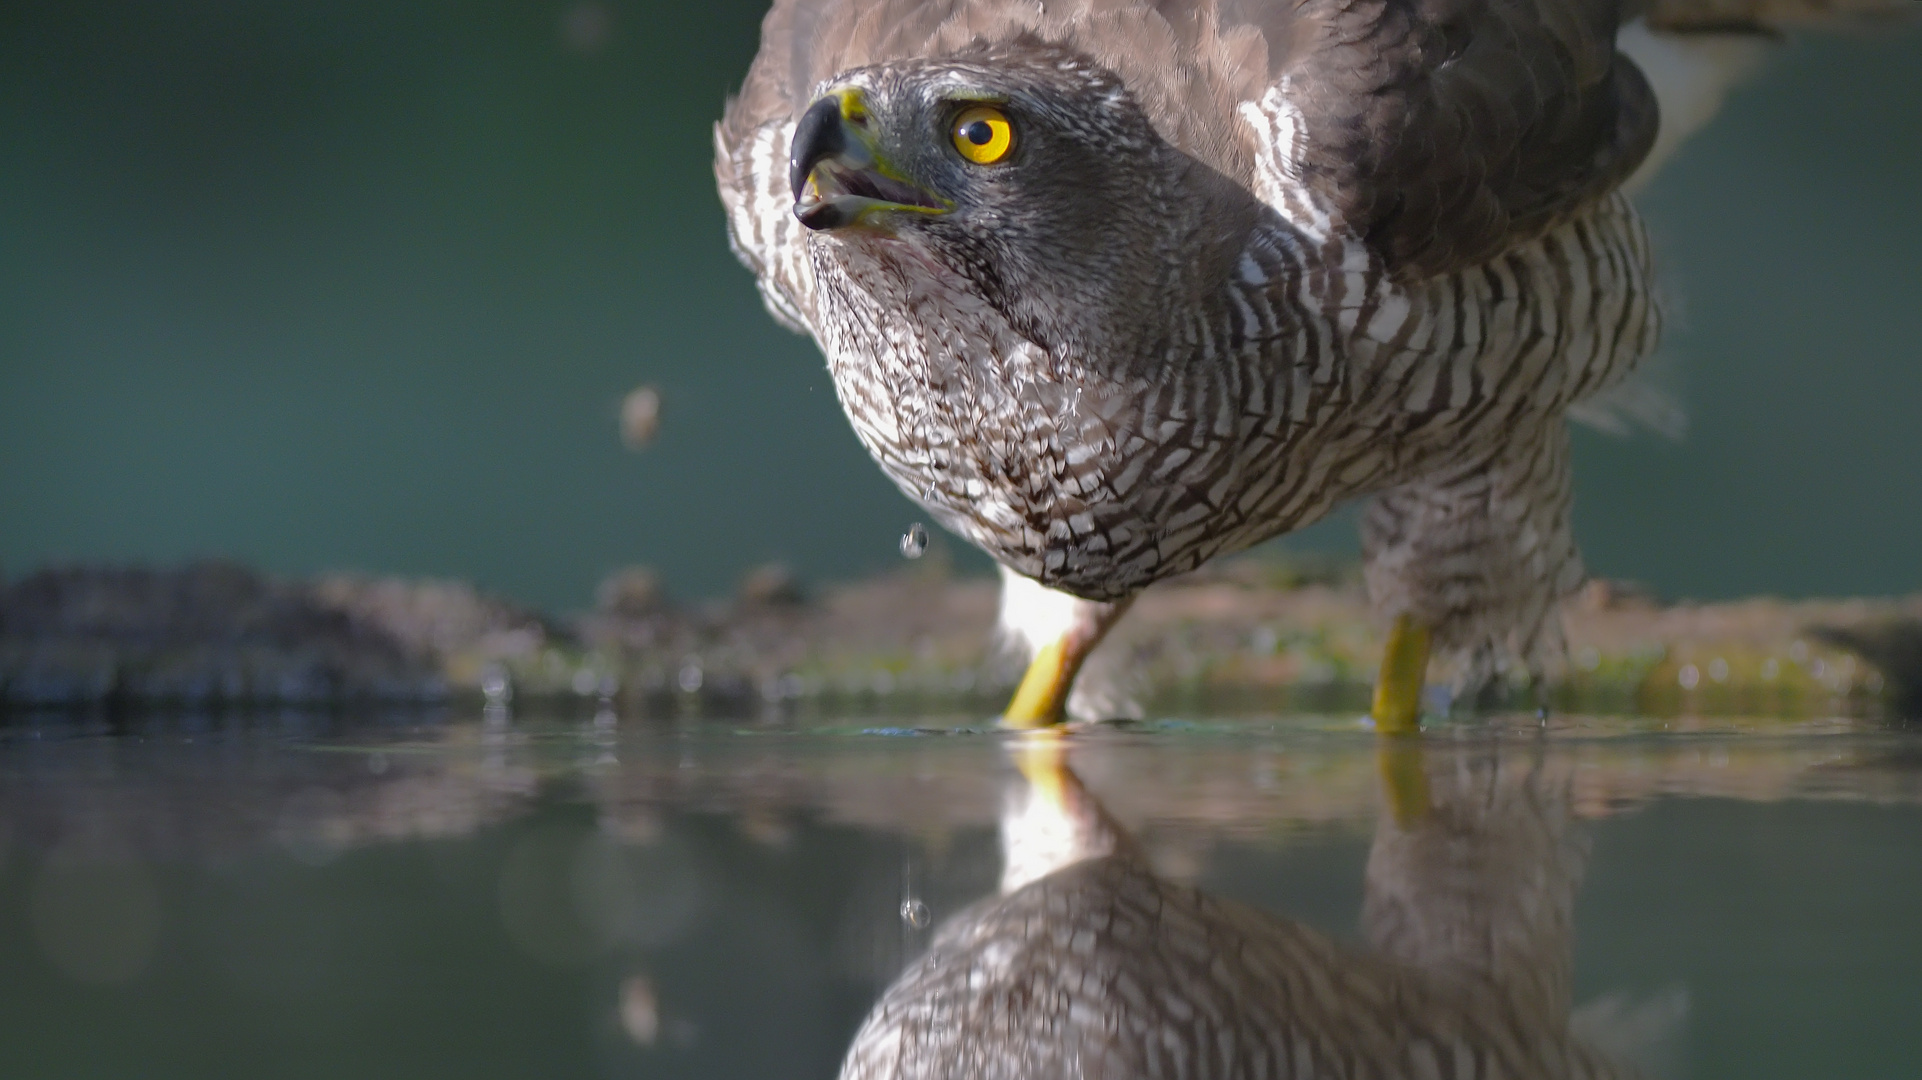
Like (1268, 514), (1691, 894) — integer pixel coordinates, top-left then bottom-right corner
(962, 120), (994, 146)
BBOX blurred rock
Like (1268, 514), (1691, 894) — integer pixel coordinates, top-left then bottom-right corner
(1576, 578), (1662, 613)
(1813, 619), (1922, 720)
(736, 562), (804, 609)
(596, 567), (667, 619)
(0, 563), (442, 709)
(312, 574), (554, 663)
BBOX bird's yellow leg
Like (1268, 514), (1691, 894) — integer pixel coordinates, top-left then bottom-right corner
(1001, 596), (1133, 729)
(1004, 639), (1080, 728)
(1370, 613), (1432, 735)
(1372, 614), (1432, 824)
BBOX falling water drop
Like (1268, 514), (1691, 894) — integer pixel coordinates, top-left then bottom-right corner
(620, 385), (662, 449)
(899, 523), (929, 559)
(900, 898), (931, 928)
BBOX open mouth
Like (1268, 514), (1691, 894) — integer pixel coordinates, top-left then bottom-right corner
(795, 161), (949, 231)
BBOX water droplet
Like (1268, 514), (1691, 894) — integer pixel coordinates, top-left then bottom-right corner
(620, 385), (661, 449)
(1677, 663), (1700, 691)
(900, 898), (930, 928)
(560, 2), (615, 54)
(677, 662), (704, 694)
(481, 664), (512, 704)
(1707, 657), (1729, 683)
(899, 523), (929, 559)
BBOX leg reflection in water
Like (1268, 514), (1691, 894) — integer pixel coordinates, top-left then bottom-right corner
(840, 733), (1633, 1080)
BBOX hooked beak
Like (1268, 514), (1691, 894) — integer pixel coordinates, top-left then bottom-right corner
(790, 89), (949, 231)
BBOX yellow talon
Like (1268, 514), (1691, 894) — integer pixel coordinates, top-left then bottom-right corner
(1004, 639), (1074, 728)
(1371, 613), (1431, 735)
(996, 588), (1131, 729)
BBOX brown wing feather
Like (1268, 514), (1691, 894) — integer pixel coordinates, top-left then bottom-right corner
(1274, 0), (1658, 277)
(719, 0), (1658, 280)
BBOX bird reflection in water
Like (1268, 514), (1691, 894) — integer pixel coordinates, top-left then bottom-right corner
(841, 734), (1635, 1080)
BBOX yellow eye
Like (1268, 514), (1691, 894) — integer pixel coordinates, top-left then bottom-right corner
(951, 106), (1014, 165)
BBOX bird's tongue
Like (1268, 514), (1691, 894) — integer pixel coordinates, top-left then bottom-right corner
(796, 162), (945, 230)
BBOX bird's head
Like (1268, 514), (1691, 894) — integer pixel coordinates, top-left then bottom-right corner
(789, 40), (1252, 363)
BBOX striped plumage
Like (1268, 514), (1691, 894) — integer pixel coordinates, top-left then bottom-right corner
(839, 742), (1621, 1079)
(715, 0), (1905, 712)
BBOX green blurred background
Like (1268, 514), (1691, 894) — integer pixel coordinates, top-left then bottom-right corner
(2, 2), (1918, 613)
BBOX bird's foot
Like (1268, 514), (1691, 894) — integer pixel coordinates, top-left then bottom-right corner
(1004, 638), (1078, 728)
(1370, 613), (1433, 736)
(999, 592), (1134, 729)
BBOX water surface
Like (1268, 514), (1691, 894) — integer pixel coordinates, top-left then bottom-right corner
(1, 713), (1918, 1078)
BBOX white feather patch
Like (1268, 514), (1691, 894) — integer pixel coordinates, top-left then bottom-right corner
(995, 564), (1081, 659)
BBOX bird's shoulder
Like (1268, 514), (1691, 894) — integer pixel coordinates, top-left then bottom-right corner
(1271, 0), (1657, 276)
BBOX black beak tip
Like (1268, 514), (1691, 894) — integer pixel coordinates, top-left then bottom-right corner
(788, 96), (846, 203)
(795, 201), (846, 231)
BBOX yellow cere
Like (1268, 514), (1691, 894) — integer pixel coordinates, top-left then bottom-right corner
(951, 106), (1014, 165)
(837, 87), (868, 123)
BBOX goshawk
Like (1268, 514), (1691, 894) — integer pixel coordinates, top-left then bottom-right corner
(716, 0), (1904, 728)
